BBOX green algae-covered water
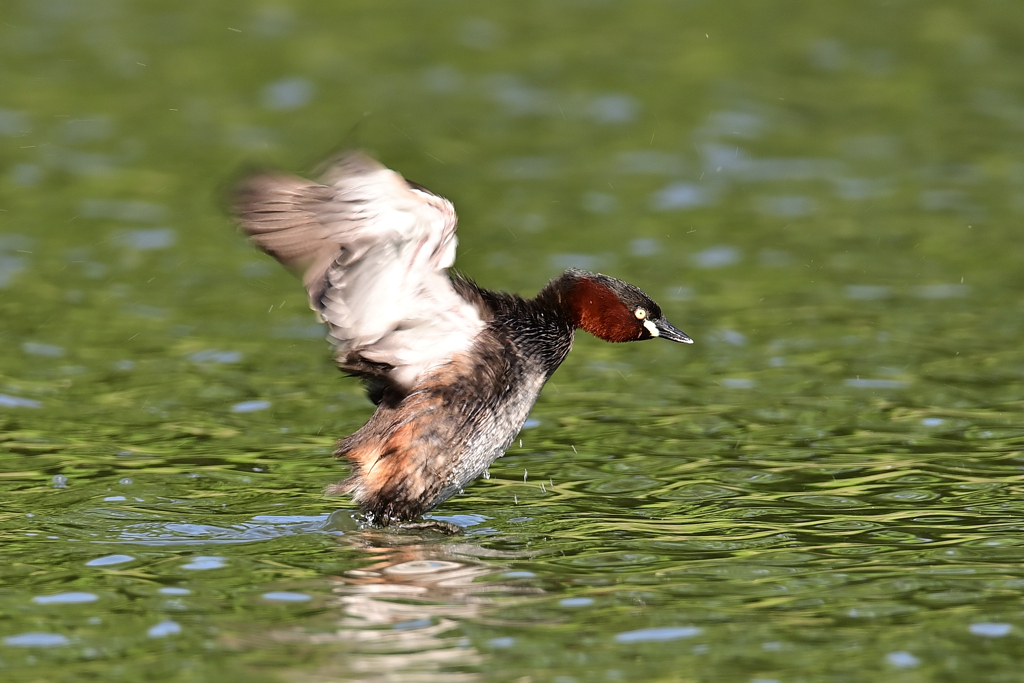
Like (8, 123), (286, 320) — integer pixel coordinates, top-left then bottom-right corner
(3, 1), (1024, 681)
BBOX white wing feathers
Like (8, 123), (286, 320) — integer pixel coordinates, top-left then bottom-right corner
(235, 152), (484, 391)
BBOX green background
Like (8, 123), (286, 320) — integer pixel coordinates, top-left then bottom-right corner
(2, 1), (1023, 680)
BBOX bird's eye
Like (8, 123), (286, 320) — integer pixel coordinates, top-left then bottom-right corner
(634, 308), (647, 320)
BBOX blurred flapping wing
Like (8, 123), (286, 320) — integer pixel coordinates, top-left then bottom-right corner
(234, 152), (484, 391)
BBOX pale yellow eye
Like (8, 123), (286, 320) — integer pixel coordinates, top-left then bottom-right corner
(634, 308), (647, 320)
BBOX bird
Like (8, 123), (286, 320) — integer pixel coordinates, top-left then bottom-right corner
(232, 151), (693, 524)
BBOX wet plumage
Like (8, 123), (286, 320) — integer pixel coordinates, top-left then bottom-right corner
(234, 152), (692, 523)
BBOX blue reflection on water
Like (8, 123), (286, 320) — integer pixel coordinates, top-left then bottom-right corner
(614, 626), (703, 643)
(113, 515), (330, 546)
(3, 632), (70, 647)
(0, 394), (42, 408)
(181, 556), (227, 570)
(969, 623), (1012, 638)
(33, 592), (98, 605)
(262, 592), (311, 602)
(231, 400), (271, 413)
(86, 554), (134, 567)
(147, 620), (182, 638)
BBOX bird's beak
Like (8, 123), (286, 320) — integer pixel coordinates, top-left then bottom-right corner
(653, 316), (693, 344)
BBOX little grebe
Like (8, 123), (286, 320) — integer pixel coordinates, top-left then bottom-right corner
(233, 152), (692, 523)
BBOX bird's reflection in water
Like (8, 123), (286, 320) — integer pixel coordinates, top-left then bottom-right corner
(283, 522), (540, 683)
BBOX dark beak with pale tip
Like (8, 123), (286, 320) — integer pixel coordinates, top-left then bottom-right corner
(654, 317), (694, 344)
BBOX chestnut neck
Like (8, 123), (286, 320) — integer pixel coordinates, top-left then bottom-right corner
(538, 271), (638, 343)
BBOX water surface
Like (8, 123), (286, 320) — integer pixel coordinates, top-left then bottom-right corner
(2, 1), (1024, 681)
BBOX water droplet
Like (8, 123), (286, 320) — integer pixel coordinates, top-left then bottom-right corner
(483, 470), (490, 480)
(119, 478), (132, 485)
(52, 475), (67, 488)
